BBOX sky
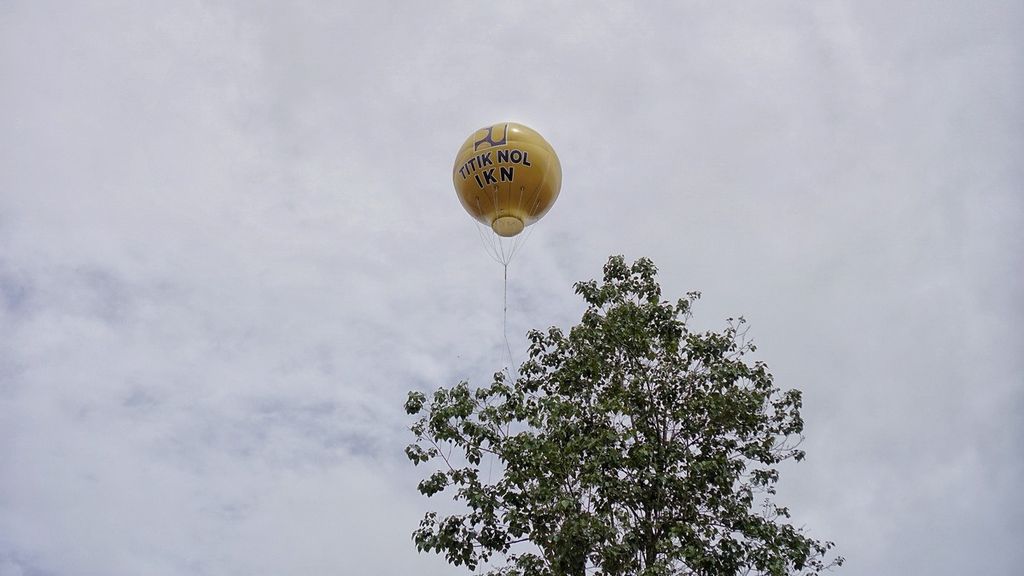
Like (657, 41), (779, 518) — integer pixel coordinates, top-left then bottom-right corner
(1, 1), (1021, 575)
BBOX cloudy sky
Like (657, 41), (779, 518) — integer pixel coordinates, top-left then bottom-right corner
(1, 1), (1021, 575)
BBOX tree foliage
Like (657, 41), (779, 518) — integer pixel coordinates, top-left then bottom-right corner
(405, 256), (842, 576)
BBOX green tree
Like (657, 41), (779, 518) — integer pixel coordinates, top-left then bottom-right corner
(405, 256), (842, 576)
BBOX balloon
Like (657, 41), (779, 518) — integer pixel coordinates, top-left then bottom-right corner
(453, 122), (561, 238)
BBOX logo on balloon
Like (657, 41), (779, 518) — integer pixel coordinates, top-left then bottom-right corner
(473, 123), (508, 151)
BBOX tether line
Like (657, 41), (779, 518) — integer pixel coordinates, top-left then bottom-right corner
(503, 262), (513, 371)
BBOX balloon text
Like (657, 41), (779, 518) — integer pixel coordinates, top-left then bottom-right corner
(456, 149), (534, 189)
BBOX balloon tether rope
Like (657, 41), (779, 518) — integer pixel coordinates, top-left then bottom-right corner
(503, 262), (513, 374)
(471, 195), (542, 378)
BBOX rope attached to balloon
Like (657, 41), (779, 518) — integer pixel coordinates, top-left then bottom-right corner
(472, 204), (528, 373)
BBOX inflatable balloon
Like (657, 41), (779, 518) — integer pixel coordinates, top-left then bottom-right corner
(453, 122), (561, 238)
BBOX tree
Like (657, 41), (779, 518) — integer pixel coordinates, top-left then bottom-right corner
(405, 256), (843, 576)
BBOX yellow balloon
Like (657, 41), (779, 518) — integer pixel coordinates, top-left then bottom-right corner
(453, 122), (562, 237)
